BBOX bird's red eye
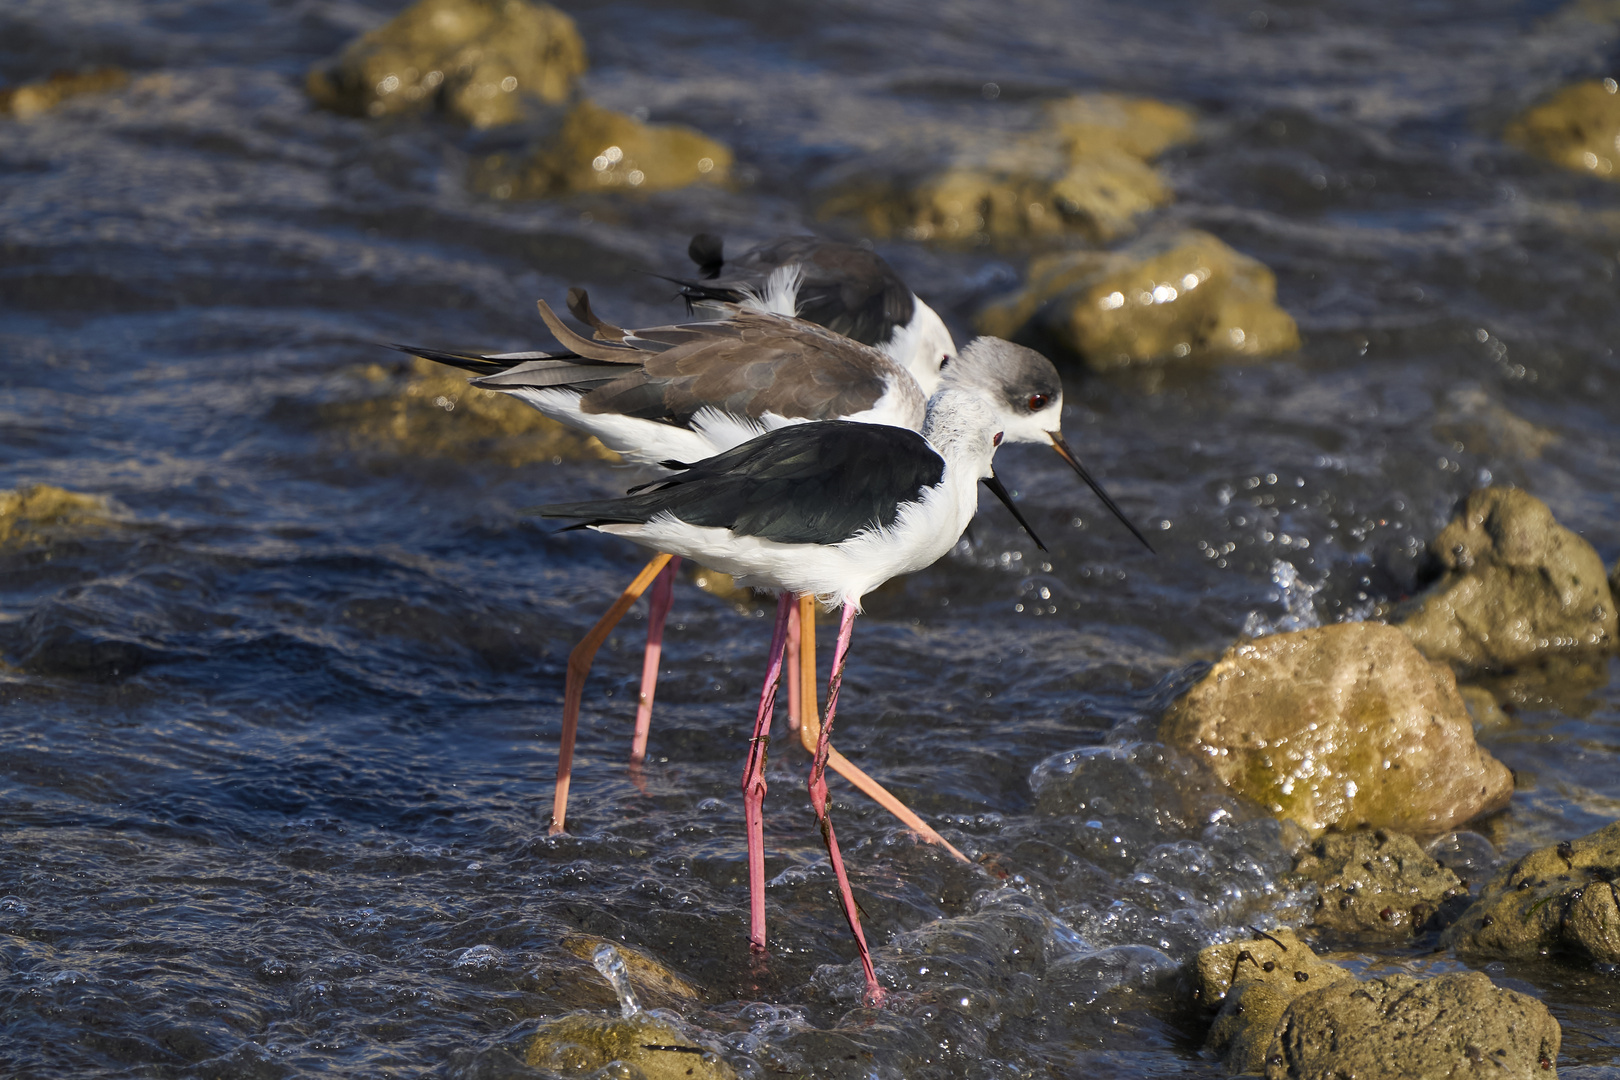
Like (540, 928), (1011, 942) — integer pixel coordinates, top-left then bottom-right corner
(1027, 393), (1050, 411)
(992, 431), (1003, 446)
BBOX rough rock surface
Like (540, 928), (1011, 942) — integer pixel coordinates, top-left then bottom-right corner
(1267, 971), (1561, 1079)
(1443, 820), (1620, 964)
(526, 1013), (736, 1079)
(977, 229), (1299, 369)
(476, 98), (730, 197)
(305, 0), (586, 128)
(321, 357), (616, 465)
(1398, 488), (1616, 674)
(816, 93), (1194, 246)
(1293, 829), (1466, 935)
(0, 67), (127, 120)
(0, 485), (113, 548)
(1506, 78), (1620, 181)
(1160, 622), (1514, 837)
(1196, 929), (1353, 1075)
(559, 935), (702, 1004)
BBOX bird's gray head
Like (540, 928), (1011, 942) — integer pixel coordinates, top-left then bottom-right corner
(940, 337), (1065, 445)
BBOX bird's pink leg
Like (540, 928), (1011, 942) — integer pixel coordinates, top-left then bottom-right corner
(785, 600), (802, 733)
(808, 601), (886, 1007)
(741, 592), (793, 953)
(552, 554), (674, 836)
(629, 556), (681, 766)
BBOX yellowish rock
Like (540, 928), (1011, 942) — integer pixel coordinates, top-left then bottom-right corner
(321, 357), (617, 466)
(1161, 622), (1514, 837)
(818, 93), (1194, 247)
(305, 0), (586, 128)
(978, 229), (1299, 369)
(0, 485), (113, 547)
(1506, 78), (1620, 180)
(478, 99), (731, 197)
(1398, 487), (1617, 674)
(527, 1013), (736, 1080)
(1433, 386), (1556, 459)
(559, 936), (702, 1003)
(0, 68), (128, 120)
(1196, 929), (1352, 1076)
(1044, 93), (1197, 161)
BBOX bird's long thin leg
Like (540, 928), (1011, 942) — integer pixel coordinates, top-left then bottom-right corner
(796, 595), (968, 863)
(785, 600), (802, 733)
(551, 553), (674, 837)
(741, 592), (793, 953)
(629, 556), (681, 765)
(808, 601), (886, 1007)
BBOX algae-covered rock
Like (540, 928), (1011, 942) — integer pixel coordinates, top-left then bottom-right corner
(1398, 488), (1617, 674)
(0, 485), (114, 548)
(1506, 78), (1620, 181)
(977, 229), (1299, 369)
(817, 93), (1194, 247)
(0, 68), (128, 120)
(476, 99), (731, 197)
(1160, 622), (1514, 837)
(1196, 928), (1353, 1075)
(559, 935), (702, 1003)
(1293, 829), (1466, 936)
(1267, 971), (1561, 1079)
(321, 357), (617, 465)
(526, 1012), (736, 1080)
(1443, 820), (1620, 964)
(305, 0), (585, 128)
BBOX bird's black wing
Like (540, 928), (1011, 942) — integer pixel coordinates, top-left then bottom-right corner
(538, 421), (945, 546)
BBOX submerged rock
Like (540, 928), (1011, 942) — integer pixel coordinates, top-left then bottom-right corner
(1197, 928), (1353, 1075)
(1443, 820), (1620, 964)
(321, 357), (617, 465)
(976, 229), (1299, 369)
(1506, 78), (1620, 181)
(817, 93), (1193, 246)
(1267, 971), (1560, 1079)
(1398, 488), (1617, 674)
(1160, 622), (1513, 837)
(305, 0), (586, 128)
(1433, 387), (1557, 460)
(0, 67), (128, 120)
(1293, 829), (1466, 936)
(526, 1012), (736, 1080)
(0, 485), (113, 548)
(475, 99), (731, 197)
(559, 935), (702, 1004)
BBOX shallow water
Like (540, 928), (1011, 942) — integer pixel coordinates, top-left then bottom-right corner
(3, 0), (1620, 1076)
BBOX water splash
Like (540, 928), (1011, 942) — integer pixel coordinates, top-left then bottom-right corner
(1241, 559), (1322, 638)
(592, 944), (641, 1018)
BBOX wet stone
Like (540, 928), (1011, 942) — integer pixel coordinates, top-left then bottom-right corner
(976, 229), (1300, 370)
(1397, 487), (1617, 675)
(816, 93), (1194, 246)
(305, 0), (586, 128)
(525, 1013), (737, 1080)
(476, 99), (731, 197)
(1433, 386), (1557, 460)
(320, 357), (617, 465)
(1160, 622), (1515, 837)
(1443, 819), (1620, 964)
(0, 67), (128, 120)
(559, 935), (703, 1005)
(0, 484), (114, 549)
(1196, 928), (1353, 1076)
(1292, 829), (1467, 936)
(1505, 78), (1620, 181)
(1266, 971), (1561, 1080)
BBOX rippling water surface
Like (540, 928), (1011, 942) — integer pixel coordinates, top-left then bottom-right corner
(4, 1), (1620, 1076)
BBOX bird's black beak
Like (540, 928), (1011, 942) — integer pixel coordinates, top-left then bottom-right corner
(982, 471), (1047, 552)
(1049, 433), (1155, 552)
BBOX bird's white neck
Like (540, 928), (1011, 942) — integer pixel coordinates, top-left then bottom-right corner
(921, 387), (1001, 482)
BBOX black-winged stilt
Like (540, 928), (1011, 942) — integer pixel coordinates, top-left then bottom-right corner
(535, 338), (1093, 1006)
(672, 234), (955, 374)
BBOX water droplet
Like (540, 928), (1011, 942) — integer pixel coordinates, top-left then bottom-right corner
(592, 944), (641, 1018)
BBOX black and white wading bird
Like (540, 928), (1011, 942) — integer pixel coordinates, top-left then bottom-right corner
(535, 338), (1150, 1007)
(397, 287), (1148, 846)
